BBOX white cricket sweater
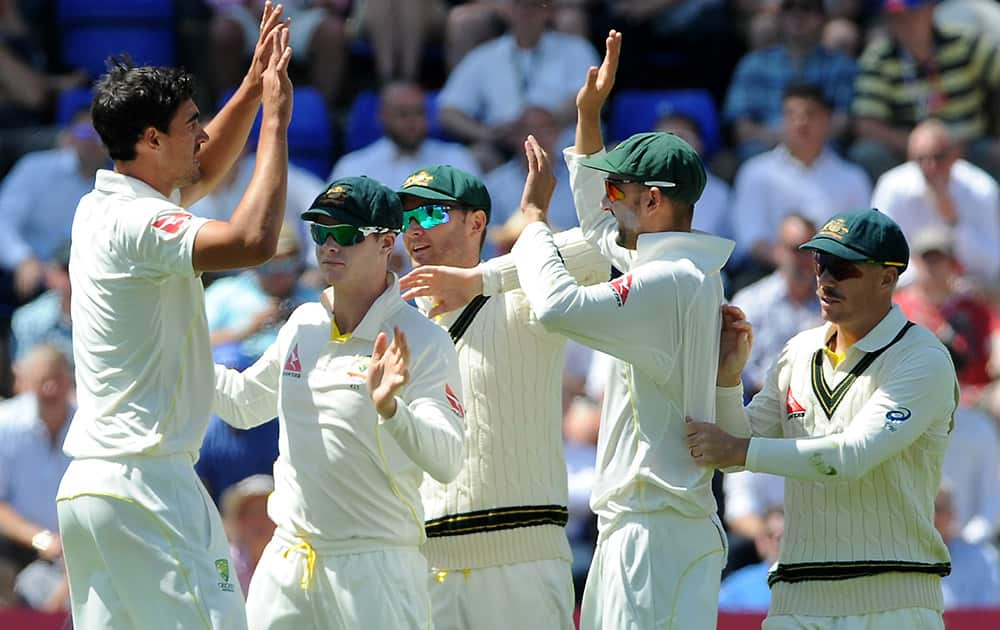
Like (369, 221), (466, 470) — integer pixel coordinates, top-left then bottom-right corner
(717, 305), (957, 616)
(419, 229), (609, 570)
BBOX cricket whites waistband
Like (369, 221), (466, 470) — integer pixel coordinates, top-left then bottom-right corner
(424, 504), (569, 538)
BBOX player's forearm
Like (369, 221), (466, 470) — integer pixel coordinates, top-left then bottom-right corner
(380, 399), (465, 483)
(0, 501), (47, 549)
(481, 227), (608, 295)
(227, 118), (289, 260)
(716, 384), (752, 438)
(213, 363), (280, 429)
(574, 103), (604, 156)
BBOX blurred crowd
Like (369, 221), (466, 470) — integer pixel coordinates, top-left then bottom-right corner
(1, 0), (999, 617)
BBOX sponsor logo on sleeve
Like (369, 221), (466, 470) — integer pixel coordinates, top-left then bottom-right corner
(283, 344), (302, 378)
(151, 212), (192, 234)
(445, 384), (464, 418)
(883, 407), (911, 432)
(808, 453), (837, 476)
(608, 273), (633, 307)
(786, 388), (807, 419)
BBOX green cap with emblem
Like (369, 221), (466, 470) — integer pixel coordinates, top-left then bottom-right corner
(302, 176), (403, 230)
(799, 208), (909, 270)
(579, 132), (707, 204)
(398, 165), (492, 221)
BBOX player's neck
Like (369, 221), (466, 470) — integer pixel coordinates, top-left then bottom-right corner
(331, 272), (391, 334)
(114, 161), (174, 198)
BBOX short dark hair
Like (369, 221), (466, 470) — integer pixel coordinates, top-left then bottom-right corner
(657, 110), (704, 142)
(782, 82), (831, 111)
(91, 56), (196, 162)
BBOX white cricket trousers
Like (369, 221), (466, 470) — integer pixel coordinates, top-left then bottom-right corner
(762, 608), (944, 629)
(428, 558), (575, 630)
(580, 510), (727, 630)
(246, 528), (432, 630)
(56, 455), (247, 630)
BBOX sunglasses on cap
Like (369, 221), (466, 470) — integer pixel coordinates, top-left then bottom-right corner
(813, 252), (905, 281)
(604, 177), (677, 202)
(308, 223), (393, 247)
(401, 204), (463, 233)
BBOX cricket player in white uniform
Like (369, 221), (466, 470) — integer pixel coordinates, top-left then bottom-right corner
(55, 6), (293, 628)
(212, 176), (466, 630)
(513, 31), (735, 629)
(687, 209), (957, 630)
(394, 166), (608, 630)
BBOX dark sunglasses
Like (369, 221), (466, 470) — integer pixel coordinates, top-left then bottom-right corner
(401, 204), (461, 233)
(308, 223), (392, 247)
(813, 252), (864, 281)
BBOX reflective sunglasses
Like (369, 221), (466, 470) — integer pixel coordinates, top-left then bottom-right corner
(401, 204), (459, 233)
(604, 177), (677, 202)
(308, 223), (391, 247)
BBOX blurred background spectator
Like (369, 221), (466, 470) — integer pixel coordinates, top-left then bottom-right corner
(718, 507), (784, 613)
(872, 120), (1000, 286)
(936, 483), (1000, 609)
(219, 474), (275, 595)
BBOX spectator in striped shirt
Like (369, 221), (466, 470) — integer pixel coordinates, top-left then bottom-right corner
(849, 0), (1000, 182)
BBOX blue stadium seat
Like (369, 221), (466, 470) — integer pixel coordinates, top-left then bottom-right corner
(233, 87), (335, 180)
(57, 0), (175, 79)
(344, 89), (447, 153)
(55, 87), (95, 125)
(608, 89), (722, 157)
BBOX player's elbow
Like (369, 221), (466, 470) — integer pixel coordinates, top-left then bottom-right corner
(426, 439), (464, 483)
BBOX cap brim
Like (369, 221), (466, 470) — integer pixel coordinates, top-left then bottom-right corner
(798, 236), (868, 260)
(577, 154), (621, 175)
(300, 207), (368, 227)
(397, 185), (460, 203)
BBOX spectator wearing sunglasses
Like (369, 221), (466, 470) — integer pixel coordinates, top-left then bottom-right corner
(510, 32), (736, 630)
(687, 208), (958, 630)
(395, 164), (607, 630)
(872, 119), (1000, 285)
(213, 175), (465, 630)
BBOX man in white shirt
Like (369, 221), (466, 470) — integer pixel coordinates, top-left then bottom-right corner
(332, 81), (480, 189)
(731, 83), (871, 270)
(513, 31), (735, 629)
(394, 164), (607, 630)
(437, 0), (598, 170)
(688, 209), (956, 629)
(55, 7), (293, 629)
(212, 176), (465, 629)
(872, 119), (1000, 284)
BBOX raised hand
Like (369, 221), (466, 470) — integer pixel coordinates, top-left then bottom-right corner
(368, 326), (410, 418)
(400, 266), (483, 319)
(718, 304), (753, 387)
(576, 30), (621, 118)
(520, 134), (556, 221)
(261, 21), (293, 127)
(244, 2), (286, 97)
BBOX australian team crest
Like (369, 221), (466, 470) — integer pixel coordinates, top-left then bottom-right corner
(818, 218), (849, 240)
(215, 558), (235, 592)
(403, 170), (434, 188)
(320, 184), (350, 205)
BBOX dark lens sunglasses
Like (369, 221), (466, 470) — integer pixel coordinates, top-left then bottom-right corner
(401, 204), (458, 233)
(813, 252), (864, 281)
(309, 223), (390, 247)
